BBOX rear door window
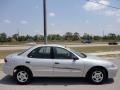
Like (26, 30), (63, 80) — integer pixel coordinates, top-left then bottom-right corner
(28, 46), (51, 59)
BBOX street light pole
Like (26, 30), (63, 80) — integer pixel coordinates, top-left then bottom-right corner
(43, 0), (47, 44)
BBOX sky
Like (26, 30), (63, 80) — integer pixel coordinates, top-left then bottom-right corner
(0, 0), (120, 36)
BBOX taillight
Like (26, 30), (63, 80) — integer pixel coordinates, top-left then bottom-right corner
(4, 58), (7, 63)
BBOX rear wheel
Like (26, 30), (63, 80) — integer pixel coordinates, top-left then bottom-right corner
(14, 69), (32, 85)
(87, 68), (107, 84)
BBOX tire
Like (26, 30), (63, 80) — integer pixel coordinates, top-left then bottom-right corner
(87, 68), (107, 84)
(14, 68), (33, 85)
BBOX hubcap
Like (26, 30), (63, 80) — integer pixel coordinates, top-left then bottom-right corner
(92, 71), (104, 83)
(17, 71), (28, 83)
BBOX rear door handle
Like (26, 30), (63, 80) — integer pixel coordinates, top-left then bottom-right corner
(54, 62), (60, 64)
(25, 61), (30, 64)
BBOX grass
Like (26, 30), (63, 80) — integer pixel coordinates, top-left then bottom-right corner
(0, 50), (22, 59)
(99, 54), (120, 59)
(0, 64), (3, 71)
(71, 45), (120, 53)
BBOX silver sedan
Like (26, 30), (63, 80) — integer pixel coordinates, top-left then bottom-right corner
(3, 44), (118, 85)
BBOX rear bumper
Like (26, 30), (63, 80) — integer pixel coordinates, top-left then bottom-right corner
(107, 66), (118, 78)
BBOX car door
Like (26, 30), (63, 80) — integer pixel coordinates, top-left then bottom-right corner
(53, 47), (84, 77)
(26, 46), (53, 77)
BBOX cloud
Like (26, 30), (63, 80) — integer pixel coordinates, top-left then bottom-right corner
(83, 0), (120, 23)
(3, 19), (11, 24)
(104, 10), (115, 16)
(83, 0), (109, 11)
(104, 10), (120, 23)
(105, 10), (120, 17)
(20, 20), (28, 24)
(49, 12), (56, 17)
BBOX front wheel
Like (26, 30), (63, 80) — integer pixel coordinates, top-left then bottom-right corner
(87, 68), (107, 84)
(14, 69), (32, 85)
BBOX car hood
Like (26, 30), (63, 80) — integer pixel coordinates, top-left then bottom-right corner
(83, 54), (113, 66)
(6, 52), (19, 58)
(86, 55), (105, 60)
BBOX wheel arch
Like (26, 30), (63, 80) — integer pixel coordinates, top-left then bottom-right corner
(13, 65), (33, 77)
(86, 66), (108, 78)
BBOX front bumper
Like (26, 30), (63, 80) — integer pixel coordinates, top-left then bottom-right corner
(107, 66), (118, 78)
(3, 64), (13, 76)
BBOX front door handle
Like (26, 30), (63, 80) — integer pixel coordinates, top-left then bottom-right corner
(54, 62), (60, 64)
(25, 61), (30, 64)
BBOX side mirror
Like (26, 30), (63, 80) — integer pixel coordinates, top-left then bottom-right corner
(73, 56), (79, 60)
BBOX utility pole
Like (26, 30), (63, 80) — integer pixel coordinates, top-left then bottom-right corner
(16, 28), (20, 40)
(17, 28), (20, 36)
(103, 30), (104, 37)
(43, 0), (47, 44)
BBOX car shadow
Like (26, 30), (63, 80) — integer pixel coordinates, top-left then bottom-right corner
(0, 75), (114, 86)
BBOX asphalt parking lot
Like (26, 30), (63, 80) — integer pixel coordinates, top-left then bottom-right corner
(0, 59), (119, 90)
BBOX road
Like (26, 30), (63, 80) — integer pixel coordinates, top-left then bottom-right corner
(0, 59), (119, 90)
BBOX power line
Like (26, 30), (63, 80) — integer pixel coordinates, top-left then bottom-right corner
(87, 0), (120, 10)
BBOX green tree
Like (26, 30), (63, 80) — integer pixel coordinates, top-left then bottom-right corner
(7, 37), (12, 42)
(48, 34), (62, 40)
(82, 33), (92, 40)
(117, 35), (120, 41)
(33, 35), (44, 42)
(18, 36), (26, 41)
(25, 35), (33, 41)
(93, 36), (102, 41)
(72, 32), (80, 41)
(64, 32), (73, 40)
(108, 33), (116, 40)
(0, 33), (7, 43)
(12, 34), (19, 41)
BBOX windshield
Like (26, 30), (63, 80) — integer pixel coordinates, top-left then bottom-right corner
(18, 47), (32, 55)
(69, 48), (87, 58)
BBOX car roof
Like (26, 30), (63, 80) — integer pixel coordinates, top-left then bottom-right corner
(33, 44), (66, 48)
